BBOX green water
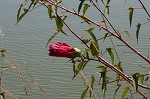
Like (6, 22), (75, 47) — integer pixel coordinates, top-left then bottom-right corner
(0, 0), (149, 99)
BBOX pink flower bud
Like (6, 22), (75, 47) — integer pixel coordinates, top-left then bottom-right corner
(49, 42), (78, 58)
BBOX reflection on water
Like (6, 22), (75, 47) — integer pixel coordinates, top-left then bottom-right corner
(0, 0), (150, 99)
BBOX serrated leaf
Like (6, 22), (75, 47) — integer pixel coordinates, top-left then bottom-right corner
(90, 41), (100, 56)
(80, 87), (88, 99)
(121, 87), (129, 99)
(128, 7), (134, 27)
(136, 23), (141, 43)
(106, 48), (114, 64)
(132, 73), (139, 91)
(82, 4), (90, 15)
(125, 31), (130, 38)
(78, 0), (85, 14)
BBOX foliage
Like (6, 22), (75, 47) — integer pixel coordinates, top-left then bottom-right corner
(15, 0), (150, 99)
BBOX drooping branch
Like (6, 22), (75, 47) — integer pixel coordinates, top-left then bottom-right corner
(46, 0), (150, 64)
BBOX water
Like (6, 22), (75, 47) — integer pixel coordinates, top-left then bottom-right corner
(0, 0), (150, 99)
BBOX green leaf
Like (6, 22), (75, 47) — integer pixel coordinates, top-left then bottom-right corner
(82, 60), (89, 70)
(125, 31), (131, 39)
(132, 73), (139, 91)
(0, 66), (15, 72)
(128, 7), (134, 27)
(105, 0), (110, 7)
(82, 4), (90, 15)
(114, 84), (121, 98)
(91, 75), (95, 84)
(121, 87), (129, 99)
(80, 87), (88, 99)
(116, 62), (124, 72)
(97, 66), (107, 96)
(86, 28), (97, 44)
(106, 48), (114, 64)
(78, 0), (85, 14)
(55, 15), (63, 30)
(103, 33), (108, 42)
(136, 23), (141, 43)
(72, 60), (84, 79)
(46, 30), (59, 47)
(47, 5), (53, 20)
(80, 15), (91, 25)
(96, 66), (106, 72)
(116, 74), (120, 84)
(101, 0), (104, 5)
(17, 8), (29, 23)
(90, 41), (100, 56)
(17, 4), (23, 22)
(82, 39), (91, 44)
(0, 50), (6, 58)
(140, 74), (144, 84)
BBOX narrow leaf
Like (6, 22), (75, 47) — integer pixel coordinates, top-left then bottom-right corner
(86, 28), (96, 43)
(80, 87), (88, 99)
(128, 7), (134, 27)
(105, 0), (110, 7)
(132, 73), (139, 91)
(106, 48), (114, 64)
(55, 15), (63, 30)
(17, 4), (23, 22)
(121, 87), (129, 99)
(78, 0), (85, 14)
(103, 33), (108, 42)
(140, 74), (144, 84)
(136, 23), (141, 43)
(125, 31), (130, 38)
(82, 4), (90, 15)
(90, 41), (99, 56)
(47, 5), (52, 20)
(96, 66), (106, 72)
(114, 84), (121, 98)
(17, 8), (28, 23)
(116, 74), (120, 84)
(46, 30), (59, 47)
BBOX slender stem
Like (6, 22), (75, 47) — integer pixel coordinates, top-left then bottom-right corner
(64, 19), (149, 98)
(46, 0), (150, 64)
(138, 0), (150, 18)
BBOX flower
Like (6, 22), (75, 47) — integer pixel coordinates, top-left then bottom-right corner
(49, 42), (81, 58)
